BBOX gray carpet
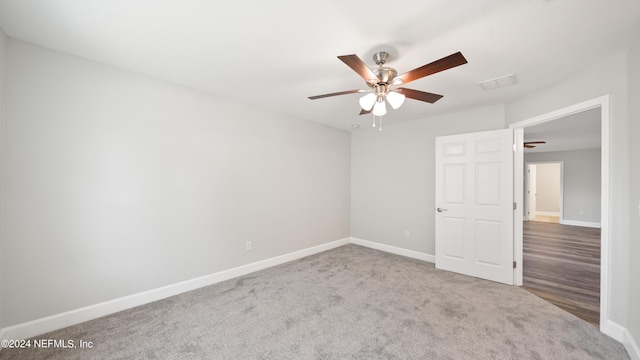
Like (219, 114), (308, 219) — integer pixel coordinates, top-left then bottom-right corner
(0, 244), (629, 359)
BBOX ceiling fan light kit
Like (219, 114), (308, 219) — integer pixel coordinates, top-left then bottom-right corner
(372, 98), (387, 116)
(359, 93), (376, 110)
(309, 50), (468, 129)
(385, 91), (405, 109)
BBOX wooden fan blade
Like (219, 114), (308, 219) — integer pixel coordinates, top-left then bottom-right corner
(338, 54), (379, 84)
(359, 108), (372, 115)
(524, 141), (546, 145)
(398, 88), (444, 103)
(396, 52), (468, 85)
(308, 89), (365, 100)
(524, 145), (535, 148)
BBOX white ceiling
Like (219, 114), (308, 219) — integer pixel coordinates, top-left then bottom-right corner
(524, 107), (601, 153)
(0, 0), (639, 132)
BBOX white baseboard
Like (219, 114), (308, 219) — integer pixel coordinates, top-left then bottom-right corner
(535, 211), (560, 216)
(624, 327), (640, 360)
(604, 319), (627, 342)
(560, 219), (601, 228)
(602, 318), (640, 360)
(0, 237), (350, 341)
(3, 235), (632, 356)
(350, 237), (435, 263)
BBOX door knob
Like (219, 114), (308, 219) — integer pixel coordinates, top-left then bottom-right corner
(436, 207), (448, 212)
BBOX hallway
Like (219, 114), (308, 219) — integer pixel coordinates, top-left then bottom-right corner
(522, 221), (601, 326)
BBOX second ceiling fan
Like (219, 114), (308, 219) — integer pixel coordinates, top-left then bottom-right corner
(524, 141), (546, 148)
(308, 51), (468, 117)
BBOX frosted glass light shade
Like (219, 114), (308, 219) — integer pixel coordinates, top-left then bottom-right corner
(386, 91), (405, 109)
(359, 93), (376, 110)
(372, 99), (387, 116)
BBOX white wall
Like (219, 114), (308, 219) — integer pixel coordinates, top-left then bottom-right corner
(627, 35), (640, 353)
(525, 150), (601, 224)
(533, 163), (561, 214)
(0, 27), (7, 330)
(1, 39), (351, 327)
(351, 105), (505, 255)
(506, 53), (630, 330)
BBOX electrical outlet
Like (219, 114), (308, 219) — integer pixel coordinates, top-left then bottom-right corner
(245, 241), (252, 250)
(404, 230), (410, 239)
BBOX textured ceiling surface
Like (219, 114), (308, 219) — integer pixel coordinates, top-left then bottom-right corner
(0, 0), (639, 131)
(524, 108), (602, 153)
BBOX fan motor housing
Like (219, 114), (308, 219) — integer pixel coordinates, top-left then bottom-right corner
(369, 51), (397, 85)
(373, 67), (397, 84)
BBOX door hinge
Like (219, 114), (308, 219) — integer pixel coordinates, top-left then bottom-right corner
(513, 261), (517, 269)
(513, 202), (517, 210)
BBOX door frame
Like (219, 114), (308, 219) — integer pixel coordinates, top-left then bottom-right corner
(509, 95), (609, 333)
(525, 163), (537, 221)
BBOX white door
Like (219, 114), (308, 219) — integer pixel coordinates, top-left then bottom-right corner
(435, 128), (514, 285)
(527, 164), (537, 220)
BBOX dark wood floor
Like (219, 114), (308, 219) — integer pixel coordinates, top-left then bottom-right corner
(522, 220), (601, 326)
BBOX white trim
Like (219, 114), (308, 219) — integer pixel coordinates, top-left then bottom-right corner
(604, 319), (627, 343)
(624, 327), (640, 360)
(535, 211), (561, 217)
(600, 95), (611, 335)
(559, 219), (601, 228)
(508, 96), (607, 129)
(513, 128), (524, 285)
(350, 237), (435, 263)
(0, 238), (350, 341)
(509, 95), (611, 336)
(2, 234), (632, 352)
(601, 319), (640, 358)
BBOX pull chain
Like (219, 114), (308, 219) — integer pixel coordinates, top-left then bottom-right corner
(371, 114), (383, 131)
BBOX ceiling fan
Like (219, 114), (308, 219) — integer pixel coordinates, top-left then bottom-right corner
(524, 141), (546, 148)
(308, 51), (468, 119)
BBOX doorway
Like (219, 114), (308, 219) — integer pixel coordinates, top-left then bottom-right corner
(510, 95), (609, 332)
(521, 113), (601, 326)
(525, 162), (563, 224)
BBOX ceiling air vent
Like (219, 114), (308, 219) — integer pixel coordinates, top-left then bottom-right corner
(478, 74), (517, 91)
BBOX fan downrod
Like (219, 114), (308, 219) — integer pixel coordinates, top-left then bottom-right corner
(371, 52), (397, 85)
